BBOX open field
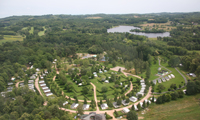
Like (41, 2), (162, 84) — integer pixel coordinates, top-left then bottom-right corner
(29, 27), (34, 34)
(139, 21), (176, 31)
(142, 94), (200, 120)
(153, 63), (185, 92)
(0, 35), (23, 45)
(188, 50), (200, 54)
(55, 75), (94, 100)
(85, 17), (102, 19)
(38, 26), (46, 36)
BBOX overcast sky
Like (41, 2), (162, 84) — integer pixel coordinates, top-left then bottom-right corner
(0, 0), (200, 18)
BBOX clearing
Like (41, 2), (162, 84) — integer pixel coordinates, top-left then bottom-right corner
(0, 35), (23, 45)
(142, 94), (200, 120)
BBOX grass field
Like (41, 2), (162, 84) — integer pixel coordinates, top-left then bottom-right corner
(141, 94), (200, 120)
(55, 75), (94, 100)
(29, 27), (34, 34)
(0, 35), (23, 45)
(188, 50), (200, 54)
(153, 63), (185, 92)
(139, 21), (176, 31)
(38, 26), (46, 36)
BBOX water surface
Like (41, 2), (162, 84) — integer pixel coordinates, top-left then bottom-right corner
(107, 25), (170, 38)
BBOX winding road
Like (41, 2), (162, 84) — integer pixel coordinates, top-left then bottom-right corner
(33, 65), (152, 119)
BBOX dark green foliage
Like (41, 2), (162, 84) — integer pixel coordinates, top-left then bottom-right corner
(127, 111), (138, 120)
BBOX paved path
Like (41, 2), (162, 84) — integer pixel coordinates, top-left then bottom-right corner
(90, 82), (99, 111)
(60, 86), (152, 119)
(15, 81), (24, 88)
(175, 67), (187, 85)
(35, 76), (44, 97)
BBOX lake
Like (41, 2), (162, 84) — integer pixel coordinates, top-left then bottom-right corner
(107, 25), (170, 38)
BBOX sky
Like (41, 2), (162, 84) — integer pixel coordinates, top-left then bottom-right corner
(0, 0), (200, 18)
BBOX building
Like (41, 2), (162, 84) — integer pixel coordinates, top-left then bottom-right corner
(42, 86), (49, 90)
(161, 78), (166, 82)
(101, 103), (108, 110)
(113, 102), (120, 108)
(153, 80), (157, 85)
(158, 70), (168, 76)
(122, 100), (129, 106)
(80, 112), (106, 120)
(170, 74), (175, 78)
(71, 103), (79, 109)
(104, 80), (109, 83)
(46, 93), (53, 97)
(83, 104), (90, 110)
(158, 79), (162, 83)
(165, 76), (169, 81)
(129, 96), (138, 102)
(39, 81), (45, 84)
(44, 89), (51, 93)
(63, 101), (68, 106)
(134, 105), (138, 110)
(11, 77), (15, 81)
(188, 73), (196, 77)
(122, 108), (130, 114)
(8, 82), (13, 86)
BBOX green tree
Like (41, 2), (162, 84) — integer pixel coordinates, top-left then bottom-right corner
(101, 86), (108, 93)
(84, 98), (87, 104)
(127, 111), (138, 120)
(77, 103), (84, 115)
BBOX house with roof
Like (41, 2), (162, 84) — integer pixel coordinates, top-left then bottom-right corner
(44, 89), (51, 93)
(39, 81), (45, 84)
(11, 77), (15, 81)
(122, 108), (130, 114)
(170, 74), (175, 78)
(42, 86), (49, 90)
(46, 93), (53, 97)
(30, 76), (36, 80)
(28, 80), (34, 83)
(129, 96), (138, 102)
(71, 103), (79, 109)
(165, 76), (169, 81)
(40, 83), (46, 87)
(113, 102), (120, 108)
(188, 73), (196, 77)
(8, 82), (13, 86)
(122, 100), (129, 106)
(153, 80), (157, 85)
(101, 103), (108, 110)
(158, 70), (168, 76)
(161, 78), (166, 82)
(83, 104), (90, 110)
(104, 80), (109, 83)
(63, 101), (68, 106)
(158, 79), (162, 83)
(80, 112), (106, 120)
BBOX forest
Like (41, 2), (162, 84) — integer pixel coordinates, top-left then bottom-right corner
(0, 12), (200, 119)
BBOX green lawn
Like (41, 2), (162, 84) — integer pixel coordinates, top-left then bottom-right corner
(55, 75), (94, 100)
(29, 27), (34, 34)
(91, 70), (130, 100)
(153, 63), (185, 92)
(137, 61), (160, 81)
(38, 26), (46, 36)
(0, 35), (23, 45)
(142, 94), (200, 120)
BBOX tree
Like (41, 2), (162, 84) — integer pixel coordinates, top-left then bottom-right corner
(138, 94), (142, 100)
(118, 68), (121, 72)
(84, 98), (87, 104)
(117, 99), (121, 106)
(101, 86), (108, 93)
(137, 103), (141, 111)
(157, 84), (165, 91)
(125, 98), (130, 103)
(186, 81), (197, 95)
(165, 94), (171, 102)
(127, 111), (138, 120)
(103, 94), (107, 100)
(147, 101), (149, 107)
(100, 98), (103, 105)
(146, 66), (151, 79)
(112, 60), (116, 67)
(77, 103), (84, 115)
(131, 105), (135, 111)
(143, 101), (146, 108)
